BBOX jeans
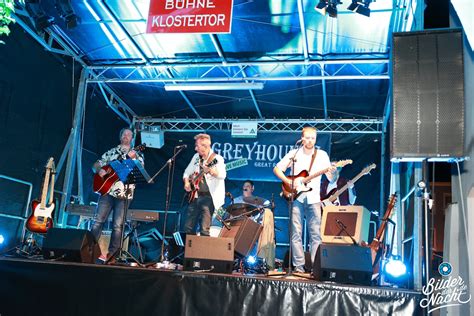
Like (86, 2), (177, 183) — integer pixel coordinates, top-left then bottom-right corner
(90, 194), (126, 256)
(291, 197), (322, 268)
(184, 195), (214, 236)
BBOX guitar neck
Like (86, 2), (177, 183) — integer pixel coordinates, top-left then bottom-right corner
(370, 195), (396, 248)
(303, 167), (330, 184)
(40, 168), (51, 209)
(327, 170), (366, 202)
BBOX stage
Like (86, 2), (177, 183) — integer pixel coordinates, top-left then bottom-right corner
(0, 257), (423, 316)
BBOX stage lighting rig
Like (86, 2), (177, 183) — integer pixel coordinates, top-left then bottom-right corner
(24, 0), (54, 33)
(54, 0), (80, 29)
(347, 0), (373, 17)
(315, 0), (342, 18)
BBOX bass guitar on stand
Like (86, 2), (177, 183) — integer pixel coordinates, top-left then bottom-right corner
(26, 157), (56, 234)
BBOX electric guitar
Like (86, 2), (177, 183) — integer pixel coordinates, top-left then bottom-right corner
(370, 194), (397, 271)
(281, 159), (353, 201)
(321, 163), (376, 206)
(26, 158), (56, 234)
(188, 157), (218, 202)
(93, 144), (146, 196)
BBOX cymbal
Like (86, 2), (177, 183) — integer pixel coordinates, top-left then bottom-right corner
(243, 196), (268, 207)
(226, 203), (259, 217)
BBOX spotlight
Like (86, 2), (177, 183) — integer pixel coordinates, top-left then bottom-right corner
(54, 0), (80, 29)
(24, 0), (55, 32)
(347, 0), (373, 17)
(246, 255), (257, 265)
(385, 257), (407, 278)
(315, 0), (342, 18)
(0, 234), (4, 245)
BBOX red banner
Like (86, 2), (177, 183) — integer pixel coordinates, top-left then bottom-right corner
(147, 0), (233, 34)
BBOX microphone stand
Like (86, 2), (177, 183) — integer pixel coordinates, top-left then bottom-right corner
(286, 140), (303, 276)
(143, 146), (186, 266)
(335, 219), (358, 245)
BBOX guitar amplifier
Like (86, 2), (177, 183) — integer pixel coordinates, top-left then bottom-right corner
(219, 217), (262, 256)
(321, 205), (370, 244)
(184, 235), (234, 273)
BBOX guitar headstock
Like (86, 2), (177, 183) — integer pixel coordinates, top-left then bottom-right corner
(45, 157), (55, 172)
(362, 163), (377, 175)
(386, 193), (397, 211)
(333, 159), (353, 168)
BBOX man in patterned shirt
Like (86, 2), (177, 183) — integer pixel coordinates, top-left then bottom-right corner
(90, 128), (144, 263)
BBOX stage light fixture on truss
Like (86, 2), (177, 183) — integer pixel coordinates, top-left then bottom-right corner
(54, 0), (80, 29)
(24, 0), (54, 33)
(0, 234), (4, 245)
(315, 0), (342, 18)
(347, 0), (373, 17)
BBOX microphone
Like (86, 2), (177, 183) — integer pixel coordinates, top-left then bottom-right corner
(295, 139), (303, 144)
(335, 219), (346, 228)
(175, 144), (187, 149)
(226, 191), (234, 200)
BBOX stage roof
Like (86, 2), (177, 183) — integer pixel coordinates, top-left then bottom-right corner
(13, 0), (420, 121)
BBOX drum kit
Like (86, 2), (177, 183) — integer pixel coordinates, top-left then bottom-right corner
(209, 196), (269, 237)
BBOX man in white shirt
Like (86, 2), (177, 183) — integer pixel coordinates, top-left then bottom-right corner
(273, 127), (335, 273)
(183, 134), (226, 236)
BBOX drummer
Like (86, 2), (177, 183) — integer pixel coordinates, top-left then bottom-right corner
(233, 180), (275, 269)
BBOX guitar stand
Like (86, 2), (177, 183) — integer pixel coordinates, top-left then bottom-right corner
(1, 231), (42, 259)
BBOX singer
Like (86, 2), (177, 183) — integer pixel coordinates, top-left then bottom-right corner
(273, 126), (335, 273)
(183, 133), (226, 236)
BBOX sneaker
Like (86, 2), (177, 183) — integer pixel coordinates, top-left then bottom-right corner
(294, 266), (305, 273)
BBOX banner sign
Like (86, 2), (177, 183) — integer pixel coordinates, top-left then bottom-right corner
(147, 0), (234, 34)
(209, 132), (331, 182)
(231, 121), (258, 138)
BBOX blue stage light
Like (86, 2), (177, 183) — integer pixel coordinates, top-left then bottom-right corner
(0, 234), (4, 245)
(384, 256), (407, 278)
(246, 255), (257, 265)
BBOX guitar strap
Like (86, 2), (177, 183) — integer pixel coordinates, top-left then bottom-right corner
(308, 149), (318, 172)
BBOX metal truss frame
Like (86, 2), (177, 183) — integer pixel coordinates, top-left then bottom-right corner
(136, 118), (382, 134)
(86, 59), (389, 83)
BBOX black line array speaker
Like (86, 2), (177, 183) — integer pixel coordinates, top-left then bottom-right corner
(391, 29), (465, 159)
(219, 217), (262, 256)
(42, 228), (100, 263)
(313, 244), (372, 286)
(184, 235), (234, 273)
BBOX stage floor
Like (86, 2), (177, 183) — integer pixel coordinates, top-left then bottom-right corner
(0, 257), (423, 316)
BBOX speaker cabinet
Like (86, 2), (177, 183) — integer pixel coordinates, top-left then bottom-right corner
(391, 29), (464, 159)
(42, 228), (100, 263)
(219, 217), (262, 256)
(313, 244), (372, 285)
(184, 235), (234, 273)
(321, 205), (370, 244)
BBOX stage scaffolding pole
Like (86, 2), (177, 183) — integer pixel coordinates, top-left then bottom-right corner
(57, 68), (88, 227)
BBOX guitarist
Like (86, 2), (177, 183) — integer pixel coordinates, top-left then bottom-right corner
(320, 167), (357, 206)
(183, 133), (226, 236)
(90, 128), (144, 263)
(273, 126), (335, 273)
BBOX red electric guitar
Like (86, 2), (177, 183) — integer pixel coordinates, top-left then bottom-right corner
(26, 158), (56, 234)
(281, 159), (353, 201)
(187, 157), (218, 202)
(93, 144), (146, 196)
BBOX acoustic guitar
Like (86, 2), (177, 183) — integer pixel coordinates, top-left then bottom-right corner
(370, 194), (397, 271)
(93, 144), (146, 196)
(188, 157), (218, 202)
(280, 159), (352, 201)
(26, 158), (56, 234)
